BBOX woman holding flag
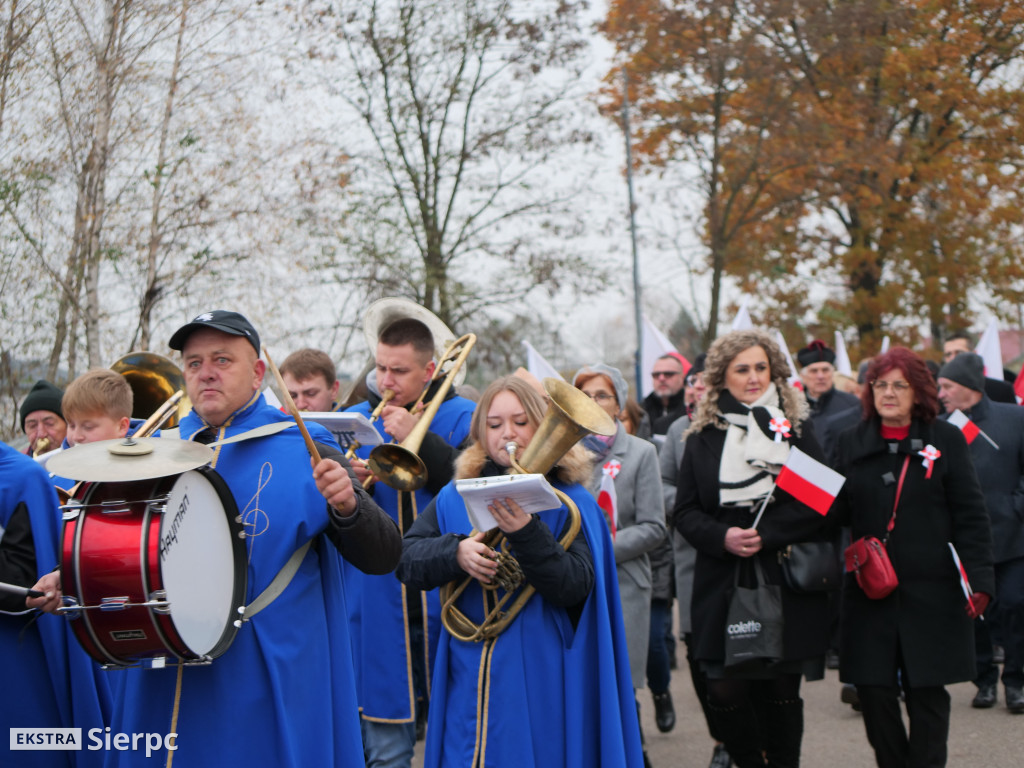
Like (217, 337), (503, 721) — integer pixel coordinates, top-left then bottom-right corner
(832, 347), (994, 768)
(673, 329), (835, 768)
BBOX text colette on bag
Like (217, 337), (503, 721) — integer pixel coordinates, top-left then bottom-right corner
(844, 455), (909, 600)
(724, 558), (784, 669)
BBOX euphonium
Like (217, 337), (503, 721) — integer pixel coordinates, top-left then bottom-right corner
(368, 333), (475, 491)
(438, 378), (615, 642)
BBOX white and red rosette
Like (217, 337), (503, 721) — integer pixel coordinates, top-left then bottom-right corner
(768, 417), (792, 442)
(918, 444), (941, 479)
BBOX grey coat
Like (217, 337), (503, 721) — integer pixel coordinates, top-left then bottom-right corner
(943, 395), (1024, 564)
(660, 414), (697, 634)
(586, 421), (666, 689)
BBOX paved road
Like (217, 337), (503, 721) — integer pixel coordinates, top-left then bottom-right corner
(413, 660), (1021, 766)
(640, 664), (1021, 767)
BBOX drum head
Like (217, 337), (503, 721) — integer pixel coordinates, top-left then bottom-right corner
(160, 469), (244, 657)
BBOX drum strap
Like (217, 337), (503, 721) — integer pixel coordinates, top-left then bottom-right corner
(244, 539), (313, 619)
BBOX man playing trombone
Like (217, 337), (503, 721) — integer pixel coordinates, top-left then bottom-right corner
(345, 299), (476, 768)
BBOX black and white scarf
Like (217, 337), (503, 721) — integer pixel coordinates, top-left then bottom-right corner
(717, 383), (792, 507)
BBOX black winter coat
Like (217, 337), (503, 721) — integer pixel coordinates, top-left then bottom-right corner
(673, 421), (833, 665)
(833, 417), (994, 688)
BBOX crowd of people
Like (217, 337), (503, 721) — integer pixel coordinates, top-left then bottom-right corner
(2, 303), (1019, 768)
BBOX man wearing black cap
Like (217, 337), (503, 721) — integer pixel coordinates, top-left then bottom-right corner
(30, 309), (403, 766)
(796, 340), (860, 436)
(797, 340), (859, 681)
(19, 379), (67, 456)
(938, 352), (1024, 714)
(943, 331), (1017, 403)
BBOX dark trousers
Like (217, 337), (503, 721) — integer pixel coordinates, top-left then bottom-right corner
(857, 684), (950, 768)
(975, 555), (1024, 689)
(705, 673), (803, 768)
(684, 633), (727, 743)
(647, 598), (672, 694)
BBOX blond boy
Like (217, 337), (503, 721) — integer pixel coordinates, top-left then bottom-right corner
(62, 368), (133, 445)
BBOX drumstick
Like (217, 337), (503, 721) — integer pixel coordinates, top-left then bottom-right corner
(0, 581), (45, 599)
(262, 346), (322, 465)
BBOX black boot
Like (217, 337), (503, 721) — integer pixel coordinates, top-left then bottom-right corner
(705, 701), (766, 768)
(758, 698), (803, 768)
(653, 690), (676, 733)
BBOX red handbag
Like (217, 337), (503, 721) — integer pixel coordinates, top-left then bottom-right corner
(844, 456), (909, 600)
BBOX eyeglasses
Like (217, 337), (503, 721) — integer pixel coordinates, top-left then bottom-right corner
(584, 392), (616, 403)
(870, 380), (911, 393)
(651, 370), (680, 379)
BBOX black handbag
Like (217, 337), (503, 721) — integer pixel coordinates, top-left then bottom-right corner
(724, 558), (784, 669)
(778, 541), (842, 593)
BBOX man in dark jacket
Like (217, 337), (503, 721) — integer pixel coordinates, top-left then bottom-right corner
(938, 352), (1024, 713)
(642, 353), (689, 446)
(797, 340), (861, 443)
(797, 340), (860, 677)
(943, 331), (1017, 403)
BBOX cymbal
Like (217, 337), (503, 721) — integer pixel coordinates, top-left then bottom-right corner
(46, 437), (214, 482)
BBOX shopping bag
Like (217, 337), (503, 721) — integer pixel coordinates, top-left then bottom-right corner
(724, 558), (784, 669)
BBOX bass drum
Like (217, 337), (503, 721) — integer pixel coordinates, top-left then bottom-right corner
(60, 467), (247, 667)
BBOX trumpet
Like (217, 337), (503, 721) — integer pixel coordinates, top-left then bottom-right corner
(344, 389), (395, 461)
(367, 333), (475, 492)
(438, 378), (615, 642)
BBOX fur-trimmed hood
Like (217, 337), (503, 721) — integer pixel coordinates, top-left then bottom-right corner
(454, 442), (593, 486)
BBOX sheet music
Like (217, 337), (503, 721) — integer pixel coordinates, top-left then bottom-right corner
(302, 412), (383, 453)
(455, 473), (561, 532)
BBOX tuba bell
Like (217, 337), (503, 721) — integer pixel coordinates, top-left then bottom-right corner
(438, 377), (615, 642)
(110, 352), (191, 432)
(357, 297), (471, 491)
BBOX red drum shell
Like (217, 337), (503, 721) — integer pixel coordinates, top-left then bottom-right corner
(60, 467), (245, 667)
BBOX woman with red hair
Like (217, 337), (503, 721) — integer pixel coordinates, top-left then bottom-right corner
(833, 347), (994, 767)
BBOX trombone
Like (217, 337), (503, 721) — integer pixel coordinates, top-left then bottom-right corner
(438, 377), (615, 642)
(367, 333), (476, 492)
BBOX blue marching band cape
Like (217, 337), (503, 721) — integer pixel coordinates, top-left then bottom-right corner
(106, 393), (363, 766)
(8, 396), (642, 766)
(426, 479), (645, 768)
(1, 442), (111, 768)
(344, 395), (475, 722)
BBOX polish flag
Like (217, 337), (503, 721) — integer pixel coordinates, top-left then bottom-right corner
(597, 460), (620, 539)
(975, 319), (1003, 380)
(948, 409), (980, 444)
(774, 330), (803, 390)
(948, 543), (974, 602)
(1014, 366), (1024, 406)
(775, 447), (846, 515)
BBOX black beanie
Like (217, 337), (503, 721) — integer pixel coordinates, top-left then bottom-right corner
(20, 379), (65, 431)
(796, 339), (836, 367)
(938, 352), (985, 393)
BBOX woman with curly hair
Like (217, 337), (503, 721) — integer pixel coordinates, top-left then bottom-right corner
(833, 347), (993, 768)
(674, 329), (833, 767)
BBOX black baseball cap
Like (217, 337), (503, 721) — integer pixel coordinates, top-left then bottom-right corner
(169, 310), (261, 354)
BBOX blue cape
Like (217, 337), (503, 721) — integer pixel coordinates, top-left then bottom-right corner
(344, 395), (474, 721)
(0, 443), (110, 768)
(425, 479), (644, 767)
(107, 393), (362, 766)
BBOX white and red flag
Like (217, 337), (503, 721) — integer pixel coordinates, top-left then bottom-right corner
(597, 460), (621, 539)
(948, 409), (999, 449)
(948, 543), (974, 602)
(775, 447), (846, 516)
